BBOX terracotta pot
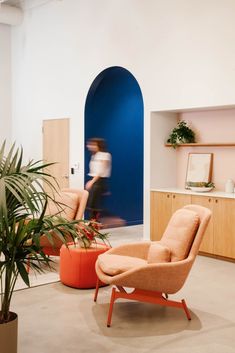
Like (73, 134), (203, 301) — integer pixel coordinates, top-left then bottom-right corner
(0, 312), (18, 353)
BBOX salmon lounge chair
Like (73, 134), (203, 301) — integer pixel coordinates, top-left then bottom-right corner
(94, 204), (211, 326)
(40, 188), (89, 255)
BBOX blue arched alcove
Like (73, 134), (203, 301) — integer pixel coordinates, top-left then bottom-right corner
(84, 66), (144, 225)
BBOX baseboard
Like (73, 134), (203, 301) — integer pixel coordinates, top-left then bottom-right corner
(124, 220), (143, 226)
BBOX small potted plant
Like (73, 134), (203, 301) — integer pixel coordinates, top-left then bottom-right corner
(186, 181), (215, 192)
(77, 219), (109, 248)
(0, 142), (107, 353)
(167, 120), (196, 148)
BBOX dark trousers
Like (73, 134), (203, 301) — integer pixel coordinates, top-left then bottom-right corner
(87, 178), (108, 219)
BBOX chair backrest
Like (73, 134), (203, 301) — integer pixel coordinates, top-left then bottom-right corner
(46, 188), (89, 221)
(45, 190), (79, 220)
(182, 204), (211, 258)
(150, 204), (211, 263)
(62, 188), (89, 220)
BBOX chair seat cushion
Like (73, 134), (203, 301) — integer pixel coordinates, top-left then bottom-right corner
(161, 208), (199, 261)
(97, 253), (147, 276)
(147, 242), (171, 263)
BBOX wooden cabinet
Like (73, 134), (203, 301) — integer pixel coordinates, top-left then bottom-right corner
(151, 190), (235, 260)
(213, 198), (235, 258)
(171, 193), (191, 213)
(150, 192), (191, 241)
(191, 195), (214, 253)
(151, 192), (172, 241)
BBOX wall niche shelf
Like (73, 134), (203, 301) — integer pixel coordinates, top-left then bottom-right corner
(150, 106), (235, 253)
(165, 142), (235, 147)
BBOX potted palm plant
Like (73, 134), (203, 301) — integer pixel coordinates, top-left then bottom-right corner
(0, 142), (106, 353)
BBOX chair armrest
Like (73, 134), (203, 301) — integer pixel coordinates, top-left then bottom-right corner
(105, 242), (152, 260)
(96, 256), (194, 294)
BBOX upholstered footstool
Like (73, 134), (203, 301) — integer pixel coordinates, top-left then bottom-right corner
(60, 243), (110, 289)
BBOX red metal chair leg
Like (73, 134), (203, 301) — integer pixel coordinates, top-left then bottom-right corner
(181, 299), (191, 320)
(104, 287), (191, 326)
(94, 277), (100, 302)
(107, 287), (116, 327)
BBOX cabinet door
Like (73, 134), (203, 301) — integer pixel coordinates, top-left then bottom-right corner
(213, 198), (235, 258)
(171, 193), (191, 213)
(191, 195), (214, 253)
(150, 192), (172, 241)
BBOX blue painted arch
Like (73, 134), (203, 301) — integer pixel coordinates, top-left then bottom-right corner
(84, 66), (144, 225)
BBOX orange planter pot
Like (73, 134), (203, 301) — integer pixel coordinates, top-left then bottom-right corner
(60, 243), (110, 289)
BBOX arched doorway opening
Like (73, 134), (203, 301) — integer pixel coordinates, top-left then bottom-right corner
(85, 66), (144, 226)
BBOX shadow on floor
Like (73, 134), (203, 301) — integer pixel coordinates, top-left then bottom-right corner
(78, 290), (203, 338)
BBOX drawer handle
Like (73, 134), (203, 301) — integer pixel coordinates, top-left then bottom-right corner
(167, 194), (170, 198)
(215, 199), (218, 203)
(208, 198), (211, 202)
(173, 195), (175, 199)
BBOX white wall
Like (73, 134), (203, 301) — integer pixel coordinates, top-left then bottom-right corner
(10, 0), (235, 237)
(150, 112), (177, 189)
(0, 24), (11, 145)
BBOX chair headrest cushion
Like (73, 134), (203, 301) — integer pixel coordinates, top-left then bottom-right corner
(147, 242), (171, 263)
(160, 208), (199, 261)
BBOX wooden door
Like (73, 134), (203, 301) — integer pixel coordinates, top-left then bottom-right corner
(43, 118), (70, 193)
(171, 193), (191, 213)
(213, 198), (235, 258)
(191, 195), (214, 253)
(150, 191), (172, 241)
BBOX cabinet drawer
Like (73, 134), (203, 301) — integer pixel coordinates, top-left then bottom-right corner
(150, 192), (191, 241)
(151, 191), (235, 260)
(191, 195), (214, 253)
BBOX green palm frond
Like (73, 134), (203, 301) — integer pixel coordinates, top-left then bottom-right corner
(0, 141), (108, 323)
(0, 142), (79, 323)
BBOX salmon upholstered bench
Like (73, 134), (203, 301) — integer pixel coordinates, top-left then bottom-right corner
(60, 243), (110, 289)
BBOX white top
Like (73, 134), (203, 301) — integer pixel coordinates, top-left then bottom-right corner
(88, 152), (112, 178)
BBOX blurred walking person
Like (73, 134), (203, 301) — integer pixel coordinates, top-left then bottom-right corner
(85, 138), (112, 220)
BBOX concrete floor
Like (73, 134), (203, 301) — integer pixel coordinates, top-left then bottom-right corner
(11, 225), (235, 353)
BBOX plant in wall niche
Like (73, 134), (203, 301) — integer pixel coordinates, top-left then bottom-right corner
(186, 181), (215, 188)
(186, 181), (215, 192)
(167, 120), (196, 148)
